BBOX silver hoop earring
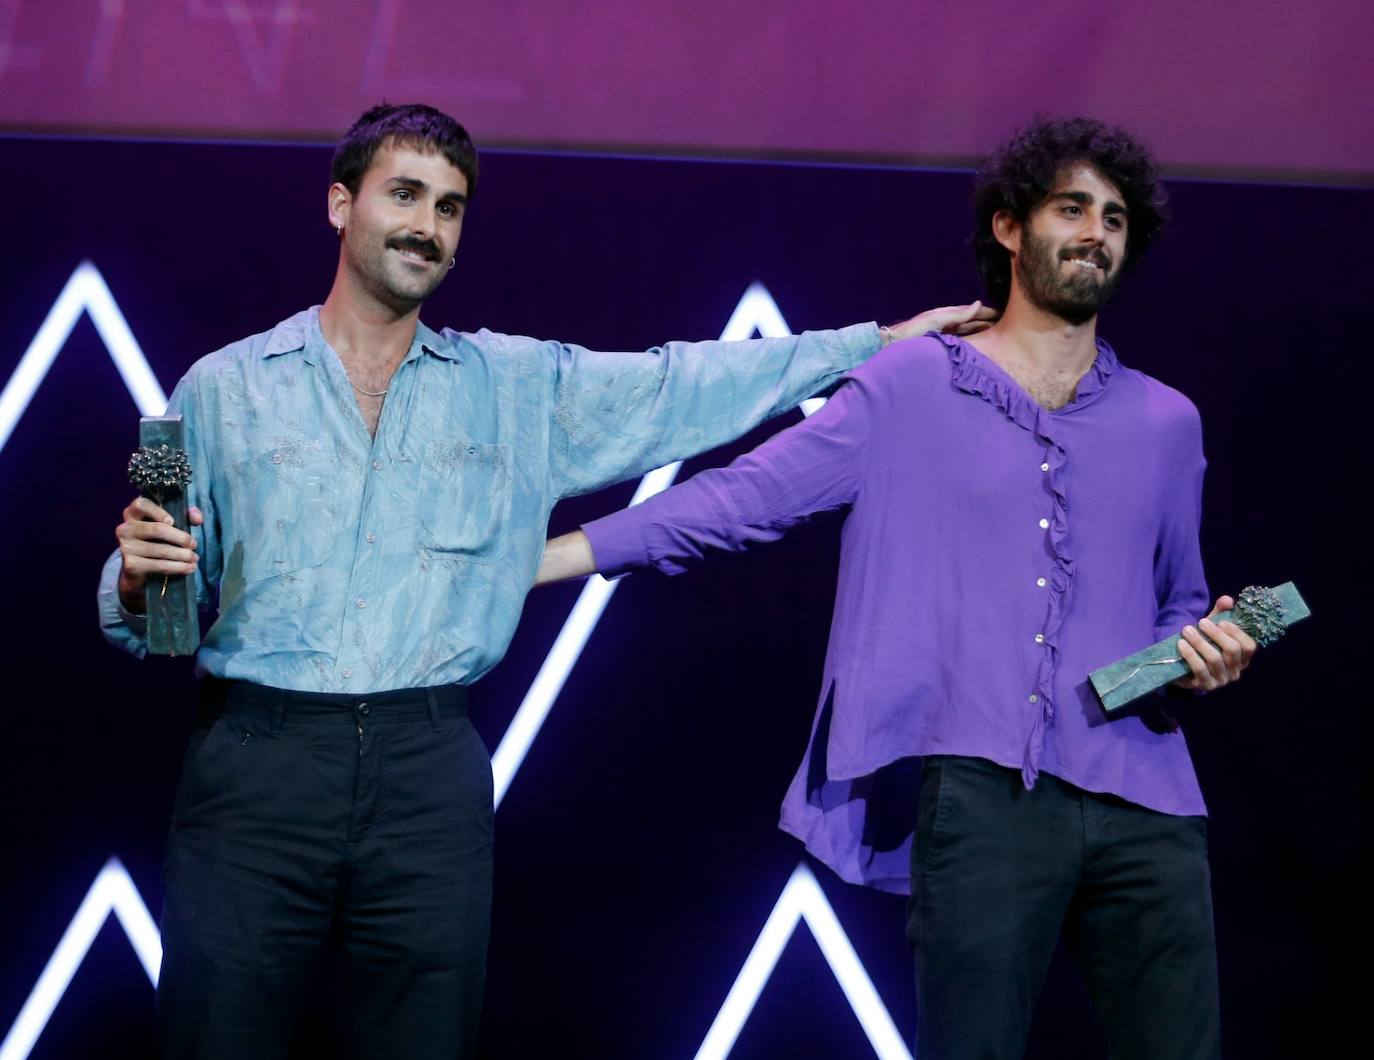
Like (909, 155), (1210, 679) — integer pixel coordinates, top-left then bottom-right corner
(448, 257), (455, 271)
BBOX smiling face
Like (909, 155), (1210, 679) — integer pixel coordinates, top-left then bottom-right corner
(329, 140), (469, 313)
(1001, 164), (1128, 325)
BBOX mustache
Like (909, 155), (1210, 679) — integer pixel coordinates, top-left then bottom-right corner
(1060, 247), (1111, 270)
(387, 235), (441, 261)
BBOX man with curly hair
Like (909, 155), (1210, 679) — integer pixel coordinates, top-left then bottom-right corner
(537, 116), (1253, 1058)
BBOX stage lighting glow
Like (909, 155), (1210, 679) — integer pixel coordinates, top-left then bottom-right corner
(0, 262), (167, 457)
(692, 862), (912, 1060)
(0, 859), (160, 1060)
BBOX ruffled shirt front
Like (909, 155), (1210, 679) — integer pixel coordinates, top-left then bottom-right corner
(584, 334), (1211, 894)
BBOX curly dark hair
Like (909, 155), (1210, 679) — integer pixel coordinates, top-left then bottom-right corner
(331, 103), (479, 201)
(971, 117), (1168, 306)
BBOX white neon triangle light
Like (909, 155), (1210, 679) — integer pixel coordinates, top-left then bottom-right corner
(693, 862), (912, 1060)
(0, 261), (167, 457)
(0, 859), (160, 1060)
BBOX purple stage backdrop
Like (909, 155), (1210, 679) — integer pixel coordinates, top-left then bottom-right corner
(0, 135), (1368, 1058)
(1, 1), (1373, 182)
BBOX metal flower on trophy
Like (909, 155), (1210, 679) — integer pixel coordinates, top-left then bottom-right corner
(128, 418), (201, 656)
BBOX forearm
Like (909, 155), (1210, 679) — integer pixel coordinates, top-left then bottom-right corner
(535, 530), (597, 585)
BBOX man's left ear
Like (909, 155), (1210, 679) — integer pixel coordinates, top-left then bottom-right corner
(991, 209), (1021, 256)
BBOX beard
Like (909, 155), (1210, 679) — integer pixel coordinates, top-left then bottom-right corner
(1015, 225), (1120, 326)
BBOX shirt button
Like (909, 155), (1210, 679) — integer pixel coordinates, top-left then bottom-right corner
(366, 532), (377, 543)
(372, 459), (383, 471)
(1034, 633), (1045, 644)
(1040, 462), (1050, 472)
(1036, 577), (1047, 588)
(1029, 693), (1039, 703)
(342, 668), (353, 679)
(356, 598), (367, 609)
(1038, 518), (1050, 529)
(271, 452), (283, 464)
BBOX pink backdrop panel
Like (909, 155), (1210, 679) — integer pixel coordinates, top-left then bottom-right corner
(2, 1), (1371, 181)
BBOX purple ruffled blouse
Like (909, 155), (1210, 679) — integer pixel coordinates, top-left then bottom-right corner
(584, 334), (1211, 894)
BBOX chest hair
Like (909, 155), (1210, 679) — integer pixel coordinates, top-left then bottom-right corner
(355, 393), (385, 436)
(339, 359), (397, 438)
(1007, 366), (1079, 412)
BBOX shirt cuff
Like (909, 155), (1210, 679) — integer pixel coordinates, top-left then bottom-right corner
(846, 322), (884, 369)
(117, 596), (149, 637)
(582, 510), (651, 579)
(96, 548), (149, 644)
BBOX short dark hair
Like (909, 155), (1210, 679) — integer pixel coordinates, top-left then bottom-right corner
(330, 103), (479, 200)
(971, 116), (1167, 305)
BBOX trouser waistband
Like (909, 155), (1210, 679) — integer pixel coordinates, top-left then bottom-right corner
(197, 676), (468, 731)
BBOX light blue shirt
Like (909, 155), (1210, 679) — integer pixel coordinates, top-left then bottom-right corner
(98, 307), (880, 691)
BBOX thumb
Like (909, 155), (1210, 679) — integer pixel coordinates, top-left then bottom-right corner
(189, 506), (205, 526)
(1208, 595), (1235, 620)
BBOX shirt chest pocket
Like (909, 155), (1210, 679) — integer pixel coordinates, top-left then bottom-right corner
(417, 440), (513, 566)
(228, 446), (342, 583)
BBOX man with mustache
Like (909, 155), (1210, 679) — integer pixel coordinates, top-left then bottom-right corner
(96, 102), (991, 1059)
(536, 116), (1252, 1058)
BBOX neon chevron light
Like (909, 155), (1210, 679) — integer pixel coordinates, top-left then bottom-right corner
(0, 264), (169, 1060)
(0, 261), (167, 456)
(693, 862), (912, 1060)
(0, 859), (160, 1060)
(491, 281), (804, 806)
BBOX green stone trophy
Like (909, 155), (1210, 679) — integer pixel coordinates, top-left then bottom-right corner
(128, 416), (200, 657)
(1090, 583), (1310, 714)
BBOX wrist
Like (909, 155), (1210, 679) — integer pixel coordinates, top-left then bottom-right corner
(117, 571), (148, 615)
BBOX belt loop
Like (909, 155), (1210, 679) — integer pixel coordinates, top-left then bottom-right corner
(270, 689), (287, 736)
(425, 688), (443, 732)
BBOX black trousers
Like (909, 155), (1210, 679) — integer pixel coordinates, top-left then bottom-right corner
(157, 679), (493, 1060)
(907, 755), (1220, 1060)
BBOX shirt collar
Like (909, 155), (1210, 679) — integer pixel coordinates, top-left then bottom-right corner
(261, 306), (461, 366)
(939, 333), (1119, 419)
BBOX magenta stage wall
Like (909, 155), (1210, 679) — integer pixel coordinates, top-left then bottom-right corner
(1, 1), (1371, 182)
